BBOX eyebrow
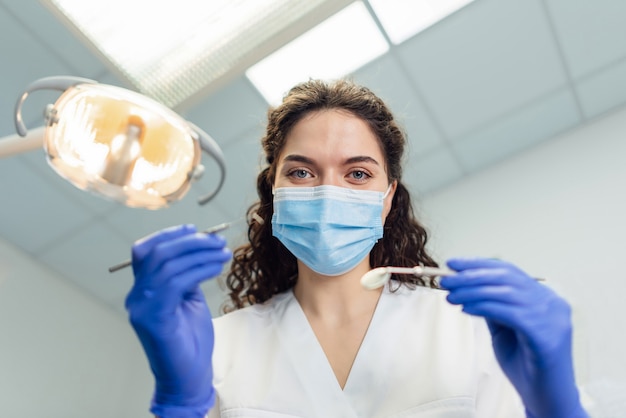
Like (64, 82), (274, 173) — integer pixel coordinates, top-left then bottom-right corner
(282, 154), (380, 166)
(345, 156), (380, 166)
(283, 154), (315, 164)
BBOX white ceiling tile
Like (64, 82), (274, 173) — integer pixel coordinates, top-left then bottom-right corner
(103, 186), (231, 245)
(37, 221), (133, 315)
(352, 54), (445, 156)
(182, 76), (268, 145)
(96, 71), (135, 91)
(19, 150), (119, 216)
(575, 59), (626, 120)
(451, 87), (581, 172)
(402, 146), (464, 197)
(396, 0), (568, 139)
(210, 126), (266, 220)
(2, 0), (108, 77)
(545, 0), (626, 79)
(192, 124), (266, 255)
(0, 154), (95, 254)
(0, 7), (73, 137)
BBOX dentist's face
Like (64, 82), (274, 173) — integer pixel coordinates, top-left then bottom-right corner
(274, 108), (396, 218)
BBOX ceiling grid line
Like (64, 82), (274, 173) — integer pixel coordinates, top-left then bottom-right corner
(16, 154), (115, 255)
(361, 0), (393, 45)
(539, 0), (586, 122)
(572, 53), (626, 86)
(443, 83), (574, 146)
(360, 0), (471, 175)
(30, 207), (102, 257)
(400, 85), (581, 176)
(389, 53), (471, 175)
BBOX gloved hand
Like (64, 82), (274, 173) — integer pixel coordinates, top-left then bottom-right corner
(125, 224), (232, 418)
(440, 258), (589, 418)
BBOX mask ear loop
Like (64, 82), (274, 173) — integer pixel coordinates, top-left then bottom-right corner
(251, 212), (265, 225)
(382, 181), (396, 199)
(383, 184), (392, 199)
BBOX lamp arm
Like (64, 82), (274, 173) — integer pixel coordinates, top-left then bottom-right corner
(188, 122), (226, 205)
(14, 76), (97, 137)
(0, 126), (45, 158)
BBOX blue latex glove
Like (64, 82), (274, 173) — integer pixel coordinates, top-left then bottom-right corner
(440, 258), (588, 418)
(125, 224), (232, 418)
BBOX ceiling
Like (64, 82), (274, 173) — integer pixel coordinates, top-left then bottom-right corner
(1, 0), (626, 317)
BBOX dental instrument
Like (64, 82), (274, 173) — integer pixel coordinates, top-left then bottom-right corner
(361, 265), (546, 290)
(361, 266), (454, 290)
(108, 219), (240, 273)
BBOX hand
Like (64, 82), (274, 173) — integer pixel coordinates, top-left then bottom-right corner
(440, 258), (588, 418)
(125, 224), (232, 418)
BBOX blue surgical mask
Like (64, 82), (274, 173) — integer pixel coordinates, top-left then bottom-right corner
(271, 185), (390, 276)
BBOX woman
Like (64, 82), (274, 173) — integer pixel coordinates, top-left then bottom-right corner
(127, 80), (588, 417)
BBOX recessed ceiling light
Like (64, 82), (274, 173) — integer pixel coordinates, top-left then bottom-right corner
(43, 0), (353, 108)
(368, 0), (475, 45)
(246, 1), (389, 106)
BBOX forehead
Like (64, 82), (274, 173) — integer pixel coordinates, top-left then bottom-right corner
(280, 109), (384, 159)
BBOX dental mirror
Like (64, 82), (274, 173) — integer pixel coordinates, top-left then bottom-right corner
(361, 266), (456, 290)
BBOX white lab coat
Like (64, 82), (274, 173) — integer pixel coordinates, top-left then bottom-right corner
(209, 283), (525, 417)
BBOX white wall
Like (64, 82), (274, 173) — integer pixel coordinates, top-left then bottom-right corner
(419, 105), (626, 413)
(0, 239), (153, 418)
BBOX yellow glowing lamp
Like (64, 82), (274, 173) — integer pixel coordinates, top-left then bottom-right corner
(13, 76), (225, 209)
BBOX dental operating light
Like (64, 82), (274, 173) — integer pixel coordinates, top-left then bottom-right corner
(11, 76), (226, 209)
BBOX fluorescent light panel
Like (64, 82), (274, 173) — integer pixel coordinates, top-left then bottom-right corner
(368, 0), (476, 44)
(45, 0), (350, 108)
(246, 1), (389, 106)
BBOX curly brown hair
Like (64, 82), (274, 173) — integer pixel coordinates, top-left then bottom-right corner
(223, 79), (438, 312)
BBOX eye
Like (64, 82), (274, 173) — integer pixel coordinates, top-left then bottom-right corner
(288, 169), (311, 179)
(349, 170), (370, 182)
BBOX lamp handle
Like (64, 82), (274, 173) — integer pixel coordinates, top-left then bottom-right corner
(14, 76), (97, 137)
(188, 122), (226, 205)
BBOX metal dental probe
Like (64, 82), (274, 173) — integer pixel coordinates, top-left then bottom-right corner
(108, 220), (239, 273)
